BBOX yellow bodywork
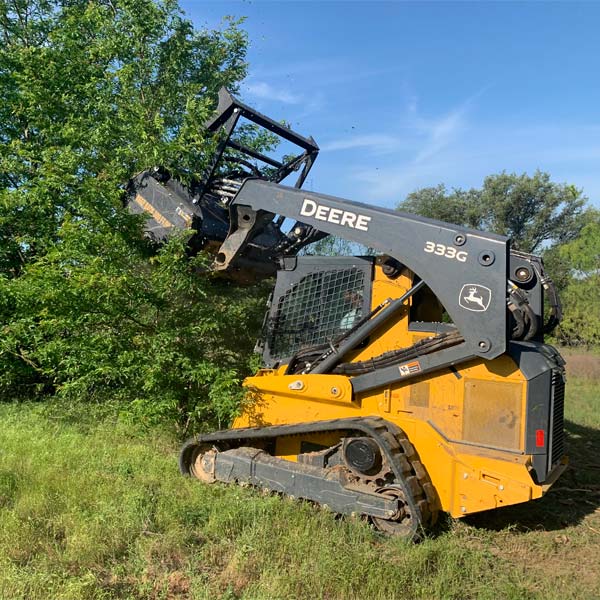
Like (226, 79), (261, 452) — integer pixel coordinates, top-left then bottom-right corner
(233, 263), (567, 518)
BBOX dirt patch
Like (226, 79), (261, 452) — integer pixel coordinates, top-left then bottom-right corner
(166, 571), (191, 599)
(561, 351), (600, 379)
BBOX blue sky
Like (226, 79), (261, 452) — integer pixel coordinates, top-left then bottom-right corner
(181, 1), (600, 208)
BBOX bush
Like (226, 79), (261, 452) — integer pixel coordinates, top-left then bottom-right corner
(0, 0), (270, 431)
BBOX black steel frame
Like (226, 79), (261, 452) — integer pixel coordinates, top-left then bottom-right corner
(198, 87), (320, 200)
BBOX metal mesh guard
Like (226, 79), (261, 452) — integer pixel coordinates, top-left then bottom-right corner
(268, 268), (366, 359)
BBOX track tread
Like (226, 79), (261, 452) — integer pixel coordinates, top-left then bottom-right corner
(180, 416), (439, 536)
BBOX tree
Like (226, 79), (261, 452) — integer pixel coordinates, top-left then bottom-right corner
(0, 0), (268, 431)
(397, 184), (483, 231)
(554, 210), (600, 347)
(398, 171), (588, 253)
(0, 0), (247, 276)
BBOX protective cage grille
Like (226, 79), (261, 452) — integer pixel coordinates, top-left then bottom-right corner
(266, 266), (368, 360)
(549, 370), (565, 466)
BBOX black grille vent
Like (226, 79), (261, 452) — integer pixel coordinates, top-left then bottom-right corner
(267, 267), (366, 359)
(549, 370), (565, 466)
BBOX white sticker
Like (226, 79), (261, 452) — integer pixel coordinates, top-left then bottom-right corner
(399, 361), (421, 377)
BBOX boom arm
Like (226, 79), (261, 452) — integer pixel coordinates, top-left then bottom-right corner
(216, 179), (509, 364)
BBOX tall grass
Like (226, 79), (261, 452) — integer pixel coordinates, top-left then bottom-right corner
(561, 346), (600, 380)
(0, 377), (598, 599)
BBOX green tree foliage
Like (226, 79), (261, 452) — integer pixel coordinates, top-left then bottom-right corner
(398, 171), (588, 253)
(0, 0), (268, 430)
(0, 226), (268, 428)
(397, 184), (484, 231)
(0, 0), (246, 276)
(554, 210), (600, 347)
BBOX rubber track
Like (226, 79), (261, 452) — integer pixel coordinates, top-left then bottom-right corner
(180, 416), (438, 536)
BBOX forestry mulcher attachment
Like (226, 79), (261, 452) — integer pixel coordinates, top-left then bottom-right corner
(128, 88), (567, 538)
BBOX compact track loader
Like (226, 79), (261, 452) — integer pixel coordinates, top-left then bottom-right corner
(128, 88), (567, 538)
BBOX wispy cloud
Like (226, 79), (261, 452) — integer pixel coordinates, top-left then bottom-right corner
(347, 119), (600, 205)
(244, 81), (302, 104)
(408, 89), (487, 164)
(337, 88), (489, 202)
(321, 133), (402, 154)
(250, 58), (343, 81)
(323, 89), (487, 203)
(250, 59), (407, 88)
(412, 106), (469, 163)
(353, 160), (451, 205)
(319, 90), (482, 165)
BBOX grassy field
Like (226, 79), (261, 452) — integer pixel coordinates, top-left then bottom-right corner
(0, 369), (598, 599)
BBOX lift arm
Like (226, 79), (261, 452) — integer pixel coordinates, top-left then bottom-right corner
(215, 179), (509, 363)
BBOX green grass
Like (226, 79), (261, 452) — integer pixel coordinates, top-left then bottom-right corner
(0, 378), (598, 600)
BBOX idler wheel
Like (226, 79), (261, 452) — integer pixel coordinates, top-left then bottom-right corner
(190, 445), (217, 484)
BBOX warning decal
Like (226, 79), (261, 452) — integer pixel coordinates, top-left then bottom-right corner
(398, 361), (421, 377)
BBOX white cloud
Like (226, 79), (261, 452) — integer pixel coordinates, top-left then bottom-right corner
(244, 81), (302, 104)
(412, 106), (469, 163)
(321, 133), (402, 154)
(407, 89), (488, 164)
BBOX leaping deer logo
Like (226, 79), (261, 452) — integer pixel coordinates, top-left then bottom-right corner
(464, 287), (486, 310)
(459, 284), (491, 312)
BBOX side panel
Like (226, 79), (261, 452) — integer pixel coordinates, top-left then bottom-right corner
(237, 345), (566, 517)
(509, 341), (566, 482)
